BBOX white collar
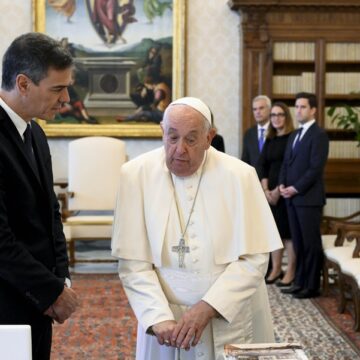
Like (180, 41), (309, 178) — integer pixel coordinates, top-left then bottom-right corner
(0, 97), (28, 139)
(299, 119), (315, 131)
(257, 122), (269, 131)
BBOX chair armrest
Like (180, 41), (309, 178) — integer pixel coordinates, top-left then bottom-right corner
(322, 211), (360, 234)
(54, 179), (75, 222)
(343, 227), (360, 258)
(54, 178), (69, 189)
(57, 193), (72, 222)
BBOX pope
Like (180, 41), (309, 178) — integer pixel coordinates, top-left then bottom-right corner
(111, 97), (283, 359)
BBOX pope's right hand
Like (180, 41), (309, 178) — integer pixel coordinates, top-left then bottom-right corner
(152, 320), (177, 346)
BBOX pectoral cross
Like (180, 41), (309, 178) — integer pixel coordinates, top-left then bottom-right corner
(172, 238), (190, 268)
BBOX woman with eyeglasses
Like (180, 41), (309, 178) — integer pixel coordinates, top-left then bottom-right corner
(258, 101), (296, 287)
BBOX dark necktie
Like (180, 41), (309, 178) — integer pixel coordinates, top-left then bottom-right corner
(292, 127), (303, 153)
(258, 128), (265, 152)
(24, 124), (40, 179)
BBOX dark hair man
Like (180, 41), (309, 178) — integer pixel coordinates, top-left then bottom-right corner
(279, 92), (329, 299)
(0, 32), (79, 359)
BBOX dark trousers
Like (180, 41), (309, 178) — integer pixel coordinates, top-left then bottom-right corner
(31, 318), (52, 360)
(0, 281), (52, 360)
(286, 203), (324, 291)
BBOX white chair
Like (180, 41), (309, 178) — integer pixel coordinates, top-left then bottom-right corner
(338, 229), (360, 331)
(0, 325), (32, 360)
(322, 211), (360, 294)
(59, 136), (126, 265)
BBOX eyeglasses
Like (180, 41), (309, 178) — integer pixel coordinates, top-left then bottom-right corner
(270, 113), (286, 118)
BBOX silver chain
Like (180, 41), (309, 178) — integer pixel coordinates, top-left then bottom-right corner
(169, 152), (207, 241)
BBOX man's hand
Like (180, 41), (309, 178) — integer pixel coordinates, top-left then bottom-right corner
(171, 300), (217, 350)
(44, 287), (79, 324)
(279, 184), (298, 199)
(151, 320), (177, 346)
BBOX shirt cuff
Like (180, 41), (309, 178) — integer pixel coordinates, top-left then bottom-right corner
(65, 277), (72, 288)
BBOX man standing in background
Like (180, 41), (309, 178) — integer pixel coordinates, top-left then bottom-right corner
(279, 92), (329, 299)
(0, 32), (78, 359)
(241, 95), (271, 175)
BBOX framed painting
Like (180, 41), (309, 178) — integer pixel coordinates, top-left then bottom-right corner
(33, 0), (185, 137)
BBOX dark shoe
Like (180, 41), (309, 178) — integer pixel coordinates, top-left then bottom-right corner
(293, 289), (320, 299)
(276, 279), (294, 287)
(265, 271), (284, 285)
(281, 285), (302, 294)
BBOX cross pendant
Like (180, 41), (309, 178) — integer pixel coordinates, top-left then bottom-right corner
(171, 238), (190, 268)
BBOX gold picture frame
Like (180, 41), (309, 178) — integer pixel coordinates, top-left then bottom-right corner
(32, 0), (185, 137)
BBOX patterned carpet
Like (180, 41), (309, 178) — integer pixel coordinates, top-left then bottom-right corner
(268, 284), (360, 359)
(51, 274), (136, 360)
(312, 289), (360, 354)
(50, 274), (360, 359)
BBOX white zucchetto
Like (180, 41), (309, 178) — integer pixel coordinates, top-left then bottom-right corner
(168, 97), (211, 124)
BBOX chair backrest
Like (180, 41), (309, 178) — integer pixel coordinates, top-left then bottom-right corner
(0, 325), (32, 359)
(68, 136), (126, 211)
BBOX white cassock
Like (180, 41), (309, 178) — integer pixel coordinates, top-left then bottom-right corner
(111, 146), (283, 360)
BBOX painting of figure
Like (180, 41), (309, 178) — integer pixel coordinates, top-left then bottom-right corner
(88, 0), (137, 44)
(35, 0), (183, 136)
(48, 0), (76, 22)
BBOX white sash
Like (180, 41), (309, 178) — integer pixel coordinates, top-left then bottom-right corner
(156, 268), (224, 306)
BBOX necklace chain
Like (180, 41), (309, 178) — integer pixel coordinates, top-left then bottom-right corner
(170, 153), (207, 244)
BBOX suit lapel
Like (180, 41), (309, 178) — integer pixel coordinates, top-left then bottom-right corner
(285, 132), (296, 164)
(31, 122), (52, 194)
(251, 127), (260, 157)
(0, 108), (44, 190)
(289, 123), (317, 162)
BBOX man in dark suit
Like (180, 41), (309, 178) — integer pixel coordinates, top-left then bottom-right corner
(0, 32), (78, 359)
(279, 92), (329, 299)
(241, 95), (271, 173)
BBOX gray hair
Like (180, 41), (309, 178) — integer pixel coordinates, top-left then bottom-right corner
(253, 95), (272, 109)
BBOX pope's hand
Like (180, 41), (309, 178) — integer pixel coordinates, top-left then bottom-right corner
(171, 300), (217, 350)
(152, 320), (177, 346)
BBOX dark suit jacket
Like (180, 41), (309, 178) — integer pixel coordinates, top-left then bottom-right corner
(0, 106), (69, 321)
(278, 122), (329, 206)
(241, 125), (260, 167)
(211, 134), (225, 153)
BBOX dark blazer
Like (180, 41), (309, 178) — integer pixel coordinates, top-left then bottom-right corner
(0, 106), (69, 321)
(211, 134), (225, 153)
(279, 122), (329, 206)
(241, 125), (260, 167)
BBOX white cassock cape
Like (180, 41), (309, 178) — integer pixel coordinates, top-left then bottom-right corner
(111, 146), (283, 360)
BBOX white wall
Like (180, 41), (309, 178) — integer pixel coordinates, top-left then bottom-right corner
(186, 0), (241, 157)
(0, 1), (32, 55)
(0, 0), (241, 179)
